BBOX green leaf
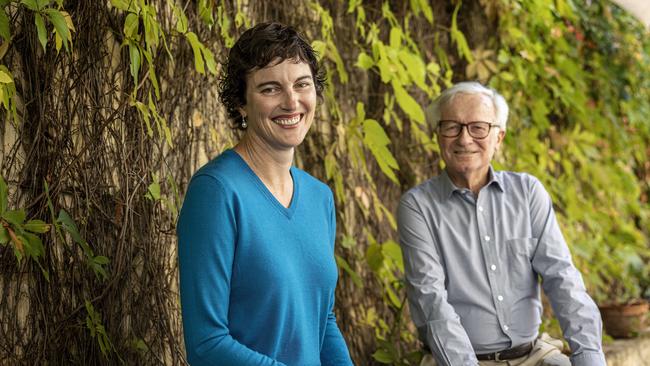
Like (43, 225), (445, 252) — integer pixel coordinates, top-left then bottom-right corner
(311, 40), (326, 60)
(450, 2), (474, 63)
(172, 4), (188, 34)
(123, 12), (139, 39)
(110, 0), (129, 11)
(335, 254), (363, 288)
(0, 225), (8, 244)
(128, 42), (140, 85)
(392, 80), (425, 124)
(20, 0), (39, 11)
(57, 209), (84, 245)
(145, 181), (160, 201)
(340, 234), (356, 249)
(202, 45), (217, 75)
(34, 13), (47, 51)
(382, 240), (404, 272)
(2, 209), (26, 225)
(44, 8), (68, 49)
(0, 10), (10, 42)
(356, 52), (374, 70)
(363, 118), (399, 184)
(198, 0), (214, 26)
(185, 32), (204, 74)
(23, 231), (44, 258)
(93, 255), (109, 265)
(389, 26), (402, 49)
(24, 219), (51, 233)
(36, 0), (49, 9)
(366, 242), (384, 272)
(0, 175), (7, 213)
(372, 348), (394, 363)
(398, 50), (426, 89)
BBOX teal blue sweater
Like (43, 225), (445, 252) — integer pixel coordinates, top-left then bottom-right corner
(177, 150), (353, 366)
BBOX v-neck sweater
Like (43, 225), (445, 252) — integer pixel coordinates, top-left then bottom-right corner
(177, 149), (352, 366)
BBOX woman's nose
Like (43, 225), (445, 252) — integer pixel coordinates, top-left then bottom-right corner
(281, 90), (299, 110)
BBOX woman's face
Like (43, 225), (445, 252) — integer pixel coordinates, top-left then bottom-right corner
(238, 58), (317, 152)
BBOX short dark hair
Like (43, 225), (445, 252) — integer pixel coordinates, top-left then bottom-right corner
(218, 22), (326, 130)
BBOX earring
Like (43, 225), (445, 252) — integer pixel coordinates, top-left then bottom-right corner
(241, 116), (248, 129)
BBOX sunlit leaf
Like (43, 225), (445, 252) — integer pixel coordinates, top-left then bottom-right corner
(392, 81), (425, 124)
(363, 118), (399, 183)
(185, 32), (204, 74)
(124, 13), (139, 39)
(356, 52), (374, 70)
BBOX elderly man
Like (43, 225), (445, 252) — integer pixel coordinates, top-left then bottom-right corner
(397, 82), (606, 366)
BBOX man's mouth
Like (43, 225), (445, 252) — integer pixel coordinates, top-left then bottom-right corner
(272, 114), (302, 126)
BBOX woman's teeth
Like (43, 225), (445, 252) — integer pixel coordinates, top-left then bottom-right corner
(273, 115), (301, 126)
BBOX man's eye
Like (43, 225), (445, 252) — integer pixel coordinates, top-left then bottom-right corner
(296, 82), (312, 89)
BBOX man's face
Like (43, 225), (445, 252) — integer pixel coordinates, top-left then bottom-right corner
(437, 93), (505, 182)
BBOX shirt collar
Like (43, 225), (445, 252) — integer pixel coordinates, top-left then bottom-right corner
(440, 166), (505, 199)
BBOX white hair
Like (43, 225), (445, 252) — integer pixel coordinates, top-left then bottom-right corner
(426, 81), (509, 131)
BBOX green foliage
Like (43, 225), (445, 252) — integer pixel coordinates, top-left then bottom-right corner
(491, 0), (650, 305)
(85, 300), (119, 360)
(0, 176), (50, 279)
(45, 181), (109, 281)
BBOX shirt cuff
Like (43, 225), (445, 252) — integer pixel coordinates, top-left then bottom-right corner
(570, 351), (607, 366)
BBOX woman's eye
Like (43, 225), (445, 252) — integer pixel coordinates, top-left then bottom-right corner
(296, 82), (312, 89)
(261, 87), (279, 94)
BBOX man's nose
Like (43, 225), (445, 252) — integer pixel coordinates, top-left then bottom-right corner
(456, 125), (473, 144)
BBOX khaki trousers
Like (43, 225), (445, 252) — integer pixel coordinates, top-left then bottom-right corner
(420, 334), (570, 366)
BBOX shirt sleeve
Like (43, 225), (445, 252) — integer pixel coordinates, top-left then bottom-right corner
(397, 193), (479, 366)
(527, 177), (606, 366)
(177, 175), (286, 366)
(320, 193), (354, 366)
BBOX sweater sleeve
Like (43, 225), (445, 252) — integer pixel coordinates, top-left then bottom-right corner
(320, 193), (354, 366)
(177, 175), (286, 366)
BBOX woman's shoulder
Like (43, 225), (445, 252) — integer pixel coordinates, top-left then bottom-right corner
(190, 149), (242, 187)
(292, 167), (333, 198)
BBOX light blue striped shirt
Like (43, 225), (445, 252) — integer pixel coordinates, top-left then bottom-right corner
(397, 168), (605, 366)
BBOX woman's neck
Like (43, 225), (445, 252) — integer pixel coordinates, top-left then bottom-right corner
(234, 136), (294, 207)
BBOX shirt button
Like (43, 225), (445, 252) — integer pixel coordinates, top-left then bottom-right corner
(503, 325), (509, 331)
(497, 295), (503, 301)
(478, 206), (484, 212)
(490, 264), (496, 271)
(485, 235), (491, 241)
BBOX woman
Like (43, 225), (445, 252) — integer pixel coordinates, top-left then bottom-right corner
(177, 22), (353, 366)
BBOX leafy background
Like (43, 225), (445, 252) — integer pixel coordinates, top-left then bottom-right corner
(0, 0), (648, 365)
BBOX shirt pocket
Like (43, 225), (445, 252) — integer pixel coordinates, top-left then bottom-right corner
(505, 238), (537, 291)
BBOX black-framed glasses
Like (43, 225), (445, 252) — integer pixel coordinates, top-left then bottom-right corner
(437, 120), (500, 139)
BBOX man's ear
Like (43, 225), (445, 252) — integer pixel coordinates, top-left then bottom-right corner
(495, 130), (505, 151)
